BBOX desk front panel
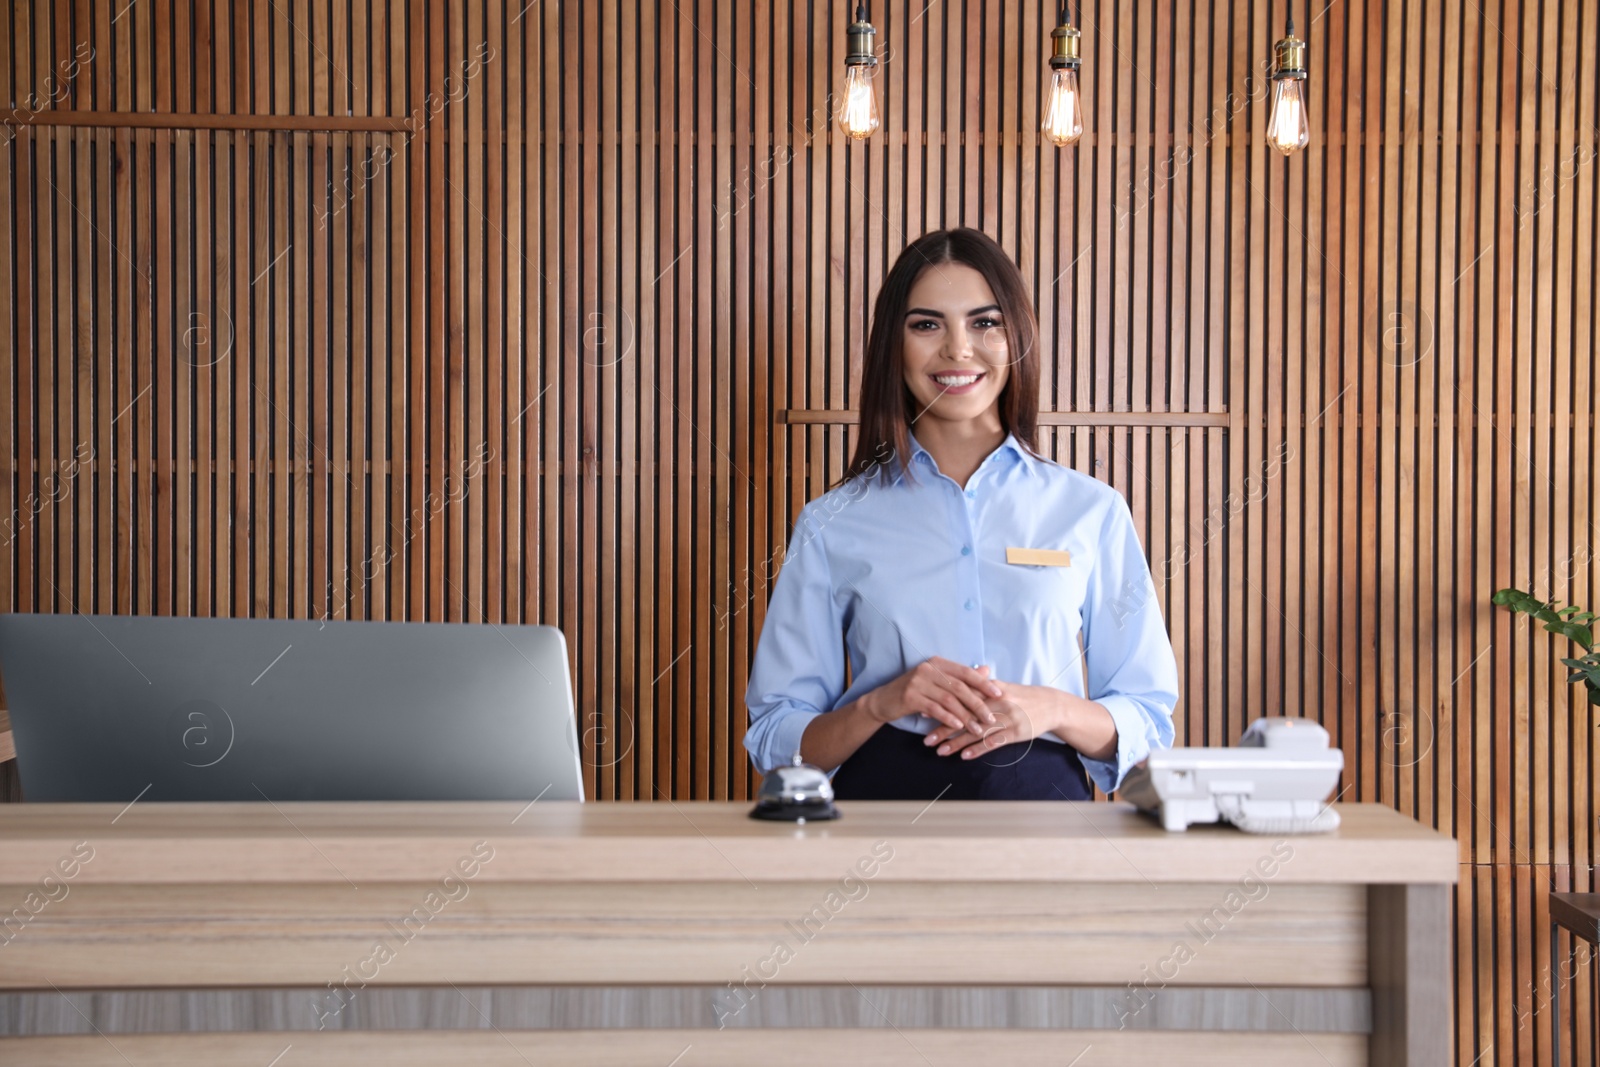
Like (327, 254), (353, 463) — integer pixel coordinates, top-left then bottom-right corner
(1, 880), (1365, 989)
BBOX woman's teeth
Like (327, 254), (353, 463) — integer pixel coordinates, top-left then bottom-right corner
(934, 373), (983, 387)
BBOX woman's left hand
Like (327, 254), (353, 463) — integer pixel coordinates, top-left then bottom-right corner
(923, 680), (1064, 759)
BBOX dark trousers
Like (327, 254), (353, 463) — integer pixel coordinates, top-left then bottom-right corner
(830, 722), (1092, 801)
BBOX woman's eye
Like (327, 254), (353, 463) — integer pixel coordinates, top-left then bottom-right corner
(908, 320), (939, 331)
(974, 317), (1003, 329)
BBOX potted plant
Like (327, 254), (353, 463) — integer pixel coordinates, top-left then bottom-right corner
(1492, 588), (1600, 707)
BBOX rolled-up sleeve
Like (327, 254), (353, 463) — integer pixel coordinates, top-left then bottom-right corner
(743, 506), (847, 774)
(1078, 492), (1180, 793)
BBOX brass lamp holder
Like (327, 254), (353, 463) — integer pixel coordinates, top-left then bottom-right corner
(1049, 5), (1081, 71)
(1271, 19), (1307, 81)
(845, 3), (878, 69)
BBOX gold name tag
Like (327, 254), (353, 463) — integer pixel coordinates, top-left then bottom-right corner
(1006, 547), (1072, 567)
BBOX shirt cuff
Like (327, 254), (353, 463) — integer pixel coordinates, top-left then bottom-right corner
(1077, 695), (1158, 795)
(760, 707), (823, 774)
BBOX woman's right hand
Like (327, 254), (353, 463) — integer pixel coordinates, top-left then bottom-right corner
(863, 657), (1003, 735)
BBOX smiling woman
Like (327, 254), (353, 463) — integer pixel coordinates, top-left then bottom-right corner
(849, 229), (1039, 491)
(743, 229), (1180, 802)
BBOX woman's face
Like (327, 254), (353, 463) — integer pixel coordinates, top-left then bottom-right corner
(899, 262), (1010, 427)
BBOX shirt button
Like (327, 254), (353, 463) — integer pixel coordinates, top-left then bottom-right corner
(964, 598), (975, 611)
(965, 489), (976, 499)
(960, 545), (971, 556)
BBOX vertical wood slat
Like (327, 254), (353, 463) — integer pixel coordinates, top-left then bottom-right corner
(1454, 5), (1485, 1060)
(71, 4), (94, 619)
(2, 3), (1598, 1061)
(657, 0), (681, 799)
(598, 0), (619, 802)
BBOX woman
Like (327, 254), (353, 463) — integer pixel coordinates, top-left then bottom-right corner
(744, 228), (1178, 800)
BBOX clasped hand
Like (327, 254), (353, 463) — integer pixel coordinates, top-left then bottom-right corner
(865, 656), (1065, 760)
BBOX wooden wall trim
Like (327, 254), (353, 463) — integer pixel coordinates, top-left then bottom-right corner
(19, 121), (1592, 151)
(779, 410), (1231, 427)
(13, 110), (413, 132)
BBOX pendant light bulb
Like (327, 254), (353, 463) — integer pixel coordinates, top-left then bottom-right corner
(1043, 67), (1084, 147)
(1266, 77), (1309, 155)
(841, 65), (880, 140)
(1042, 5), (1084, 147)
(1265, 12), (1309, 156)
(839, 3), (880, 141)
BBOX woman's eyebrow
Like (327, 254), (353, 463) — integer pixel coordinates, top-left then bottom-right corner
(905, 304), (1002, 318)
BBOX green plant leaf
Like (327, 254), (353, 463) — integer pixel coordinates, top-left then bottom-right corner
(1492, 587), (1600, 704)
(1545, 621), (1596, 650)
(1494, 588), (1542, 614)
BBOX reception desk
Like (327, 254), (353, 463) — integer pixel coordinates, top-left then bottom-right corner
(0, 801), (1454, 1065)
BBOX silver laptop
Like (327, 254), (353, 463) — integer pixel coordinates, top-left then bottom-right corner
(0, 614), (584, 803)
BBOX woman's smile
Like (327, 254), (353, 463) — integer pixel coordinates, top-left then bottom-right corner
(929, 370), (987, 394)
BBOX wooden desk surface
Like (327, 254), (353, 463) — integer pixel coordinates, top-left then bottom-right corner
(0, 801), (1455, 885)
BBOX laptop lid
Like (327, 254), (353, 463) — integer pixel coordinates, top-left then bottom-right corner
(0, 614), (585, 803)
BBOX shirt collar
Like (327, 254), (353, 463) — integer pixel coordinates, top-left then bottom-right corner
(895, 430), (1042, 485)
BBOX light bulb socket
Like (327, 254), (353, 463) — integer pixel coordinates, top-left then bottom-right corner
(845, 18), (878, 67)
(1272, 34), (1307, 79)
(1049, 22), (1082, 70)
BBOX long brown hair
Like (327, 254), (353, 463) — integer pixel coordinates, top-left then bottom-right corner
(837, 228), (1043, 489)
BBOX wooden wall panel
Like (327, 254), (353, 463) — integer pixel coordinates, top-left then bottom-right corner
(1, 2), (1597, 1062)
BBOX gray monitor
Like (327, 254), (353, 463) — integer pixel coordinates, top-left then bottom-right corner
(0, 614), (584, 803)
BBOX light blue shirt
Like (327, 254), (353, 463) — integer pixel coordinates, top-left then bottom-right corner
(743, 430), (1179, 794)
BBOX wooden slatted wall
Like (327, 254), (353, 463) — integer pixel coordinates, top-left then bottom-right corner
(2, 2), (1597, 1061)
